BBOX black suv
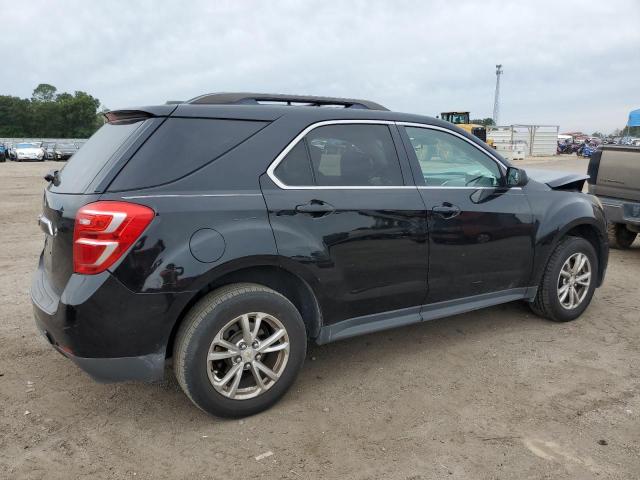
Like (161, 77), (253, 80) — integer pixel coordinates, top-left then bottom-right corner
(32, 93), (608, 417)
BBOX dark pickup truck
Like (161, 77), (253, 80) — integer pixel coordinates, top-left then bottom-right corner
(588, 145), (640, 248)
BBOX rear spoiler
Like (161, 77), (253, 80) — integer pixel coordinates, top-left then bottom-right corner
(104, 105), (178, 123)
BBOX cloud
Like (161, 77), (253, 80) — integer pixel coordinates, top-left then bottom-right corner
(4, 0), (640, 132)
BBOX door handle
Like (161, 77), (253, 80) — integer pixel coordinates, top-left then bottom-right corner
(432, 204), (461, 219)
(295, 200), (335, 217)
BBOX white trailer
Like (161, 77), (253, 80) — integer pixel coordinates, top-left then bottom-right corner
(488, 125), (559, 159)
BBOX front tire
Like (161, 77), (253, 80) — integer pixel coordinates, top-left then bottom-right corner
(608, 223), (637, 249)
(173, 283), (307, 418)
(530, 236), (598, 322)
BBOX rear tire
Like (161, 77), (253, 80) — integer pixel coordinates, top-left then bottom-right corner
(608, 223), (637, 249)
(173, 283), (307, 418)
(529, 236), (598, 322)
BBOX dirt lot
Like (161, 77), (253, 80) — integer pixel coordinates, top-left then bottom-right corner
(1, 156), (638, 479)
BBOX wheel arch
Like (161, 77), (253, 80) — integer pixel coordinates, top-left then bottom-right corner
(165, 258), (323, 358)
(533, 217), (607, 288)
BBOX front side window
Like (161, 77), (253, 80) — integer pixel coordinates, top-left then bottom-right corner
(404, 127), (502, 187)
(273, 123), (404, 187)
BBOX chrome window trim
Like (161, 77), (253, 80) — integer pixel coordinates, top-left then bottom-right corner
(266, 119), (510, 190)
(397, 121), (508, 171)
(266, 120), (409, 190)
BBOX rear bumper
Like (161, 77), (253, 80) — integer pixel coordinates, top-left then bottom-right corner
(34, 319), (165, 382)
(599, 196), (640, 227)
(31, 255), (193, 382)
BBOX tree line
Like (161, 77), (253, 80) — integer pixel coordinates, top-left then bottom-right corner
(0, 84), (103, 138)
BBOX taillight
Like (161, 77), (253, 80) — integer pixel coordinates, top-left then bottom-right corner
(73, 201), (155, 275)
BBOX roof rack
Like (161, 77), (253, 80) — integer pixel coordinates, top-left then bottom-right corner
(185, 92), (388, 111)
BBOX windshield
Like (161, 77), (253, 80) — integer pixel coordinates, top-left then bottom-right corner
(17, 143), (36, 148)
(56, 143), (76, 149)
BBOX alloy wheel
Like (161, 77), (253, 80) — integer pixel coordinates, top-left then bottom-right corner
(206, 312), (290, 400)
(557, 252), (591, 310)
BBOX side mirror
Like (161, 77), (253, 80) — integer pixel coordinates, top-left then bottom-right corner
(506, 166), (528, 187)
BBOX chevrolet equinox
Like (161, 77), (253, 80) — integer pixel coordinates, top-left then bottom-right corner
(32, 93), (609, 417)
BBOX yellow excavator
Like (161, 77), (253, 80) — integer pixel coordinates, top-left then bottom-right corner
(439, 112), (494, 147)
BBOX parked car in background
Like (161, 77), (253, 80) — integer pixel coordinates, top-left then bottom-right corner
(32, 93), (609, 418)
(15, 142), (44, 161)
(53, 142), (78, 161)
(41, 142), (55, 160)
(7, 143), (17, 160)
(588, 145), (640, 248)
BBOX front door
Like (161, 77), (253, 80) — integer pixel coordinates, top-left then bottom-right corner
(399, 124), (535, 304)
(260, 122), (428, 325)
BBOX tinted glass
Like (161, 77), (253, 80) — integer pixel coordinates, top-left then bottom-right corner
(274, 141), (314, 186)
(109, 118), (266, 191)
(305, 124), (403, 186)
(51, 120), (145, 193)
(404, 127), (501, 187)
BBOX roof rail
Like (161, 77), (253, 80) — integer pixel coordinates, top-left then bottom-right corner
(186, 92), (388, 111)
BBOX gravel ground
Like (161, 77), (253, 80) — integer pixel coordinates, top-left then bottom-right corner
(0, 156), (638, 479)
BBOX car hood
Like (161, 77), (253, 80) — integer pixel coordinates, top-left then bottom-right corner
(525, 168), (589, 190)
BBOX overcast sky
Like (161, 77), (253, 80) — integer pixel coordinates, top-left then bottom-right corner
(2, 0), (639, 133)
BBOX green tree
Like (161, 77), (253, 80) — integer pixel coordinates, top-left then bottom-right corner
(0, 96), (31, 137)
(56, 91), (101, 137)
(0, 85), (102, 138)
(32, 83), (58, 102)
(95, 105), (109, 130)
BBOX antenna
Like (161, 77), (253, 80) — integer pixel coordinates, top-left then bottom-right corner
(493, 64), (503, 125)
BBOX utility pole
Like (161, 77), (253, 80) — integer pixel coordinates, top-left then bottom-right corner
(493, 64), (503, 126)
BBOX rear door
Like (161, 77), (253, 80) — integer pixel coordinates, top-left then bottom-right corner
(399, 124), (535, 304)
(260, 121), (428, 325)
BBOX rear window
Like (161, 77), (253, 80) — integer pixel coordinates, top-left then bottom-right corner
(108, 118), (267, 191)
(50, 120), (146, 194)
